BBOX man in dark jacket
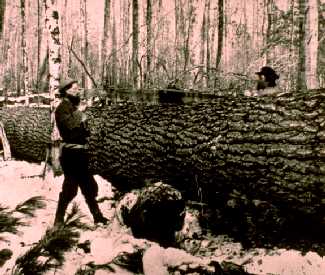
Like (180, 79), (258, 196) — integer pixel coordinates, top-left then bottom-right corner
(244, 66), (282, 96)
(54, 79), (108, 226)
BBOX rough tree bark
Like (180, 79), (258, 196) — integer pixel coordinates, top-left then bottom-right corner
(1, 90), (325, 247)
(0, 107), (50, 162)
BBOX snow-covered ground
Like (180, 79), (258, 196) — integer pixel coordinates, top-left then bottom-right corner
(0, 160), (324, 275)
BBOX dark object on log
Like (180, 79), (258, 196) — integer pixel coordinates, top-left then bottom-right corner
(158, 89), (185, 104)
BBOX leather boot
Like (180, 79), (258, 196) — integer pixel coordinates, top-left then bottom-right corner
(54, 194), (69, 226)
(86, 198), (109, 225)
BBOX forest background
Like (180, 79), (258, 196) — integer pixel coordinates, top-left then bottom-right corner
(0, 0), (324, 99)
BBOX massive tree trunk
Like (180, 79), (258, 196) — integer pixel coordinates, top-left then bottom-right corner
(0, 107), (50, 162)
(2, 90), (325, 248)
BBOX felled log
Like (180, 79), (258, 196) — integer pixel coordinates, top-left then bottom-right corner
(1, 90), (325, 248)
(0, 107), (50, 162)
(85, 89), (325, 247)
(87, 91), (325, 201)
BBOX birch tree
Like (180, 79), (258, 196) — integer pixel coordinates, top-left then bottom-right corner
(305, 0), (319, 89)
(43, 0), (61, 172)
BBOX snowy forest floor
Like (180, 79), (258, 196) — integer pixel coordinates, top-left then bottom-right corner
(0, 159), (325, 275)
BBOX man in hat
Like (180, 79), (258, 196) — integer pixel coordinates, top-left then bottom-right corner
(53, 79), (108, 226)
(244, 66), (281, 96)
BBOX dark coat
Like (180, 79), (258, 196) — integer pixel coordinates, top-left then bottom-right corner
(55, 98), (89, 145)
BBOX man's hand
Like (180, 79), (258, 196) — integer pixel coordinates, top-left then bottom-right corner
(78, 101), (87, 112)
(81, 113), (87, 123)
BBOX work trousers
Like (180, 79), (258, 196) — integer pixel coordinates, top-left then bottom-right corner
(55, 147), (103, 224)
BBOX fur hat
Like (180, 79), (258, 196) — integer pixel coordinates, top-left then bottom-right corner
(58, 78), (77, 96)
(256, 66), (279, 80)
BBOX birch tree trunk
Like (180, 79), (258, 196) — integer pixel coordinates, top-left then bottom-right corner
(44, 0), (61, 173)
(20, 0), (29, 105)
(305, 0), (319, 89)
(132, 0), (139, 89)
(101, 0), (110, 84)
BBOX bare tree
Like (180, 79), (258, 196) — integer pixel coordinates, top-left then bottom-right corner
(145, 0), (152, 87)
(305, 0), (319, 89)
(205, 0), (211, 87)
(80, 0), (89, 89)
(216, 0), (224, 70)
(36, 0), (41, 91)
(0, 0), (5, 38)
(297, 0), (307, 90)
(132, 0), (139, 89)
(101, 0), (110, 84)
(20, 0), (29, 104)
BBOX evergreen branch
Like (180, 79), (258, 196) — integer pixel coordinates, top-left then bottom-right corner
(0, 206), (25, 235)
(14, 196), (47, 217)
(11, 204), (88, 275)
(75, 262), (115, 275)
